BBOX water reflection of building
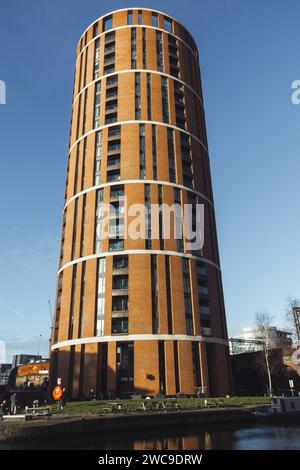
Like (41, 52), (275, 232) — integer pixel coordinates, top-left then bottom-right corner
(132, 429), (235, 450)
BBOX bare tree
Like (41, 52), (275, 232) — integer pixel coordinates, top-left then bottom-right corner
(285, 297), (300, 340)
(256, 311), (274, 396)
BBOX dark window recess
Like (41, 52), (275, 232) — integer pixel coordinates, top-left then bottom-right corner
(158, 341), (166, 394)
(151, 255), (159, 333)
(192, 342), (201, 388)
(116, 342), (134, 398)
(174, 341), (180, 393)
(112, 295), (128, 311)
(165, 256), (173, 334)
(103, 15), (113, 31)
(113, 255), (128, 270)
(112, 318), (128, 334)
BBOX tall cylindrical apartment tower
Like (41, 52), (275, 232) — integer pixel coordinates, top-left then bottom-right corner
(50, 8), (232, 398)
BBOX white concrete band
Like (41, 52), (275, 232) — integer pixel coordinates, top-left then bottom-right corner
(58, 250), (221, 276)
(51, 334), (228, 351)
(73, 69), (203, 110)
(64, 179), (214, 211)
(68, 120), (208, 157)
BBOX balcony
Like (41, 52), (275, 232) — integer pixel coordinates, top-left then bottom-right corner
(107, 143), (121, 155)
(108, 128), (120, 140)
(200, 305), (210, 316)
(107, 171), (120, 182)
(104, 65), (115, 75)
(111, 317), (128, 334)
(106, 101), (118, 113)
(198, 286), (209, 296)
(106, 77), (118, 89)
(112, 296), (128, 313)
(104, 44), (115, 54)
(110, 193), (124, 203)
(197, 267), (207, 278)
(109, 239), (124, 251)
(105, 113), (118, 125)
(202, 327), (212, 337)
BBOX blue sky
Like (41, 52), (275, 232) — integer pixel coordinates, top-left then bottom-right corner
(0, 0), (299, 361)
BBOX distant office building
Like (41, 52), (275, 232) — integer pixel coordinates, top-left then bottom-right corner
(0, 363), (12, 385)
(12, 354), (42, 369)
(230, 327), (292, 355)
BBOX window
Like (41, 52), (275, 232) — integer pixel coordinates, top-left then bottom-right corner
(158, 185), (163, 250)
(76, 95), (81, 139)
(145, 184), (152, 249)
(181, 133), (193, 188)
(113, 255), (128, 270)
(107, 168), (120, 181)
(80, 194), (86, 257)
(112, 295), (128, 311)
(93, 81), (101, 128)
(109, 239), (124, 251)
(165, 256), (173, 334)
(78, 261), (86, 338)
(192, 343), (201, 388)
(68, 265), (77, 339)
(110, 184), (124, 199)
(95, 189), (103, 253)
(152, 125), (157, 179)
(147, 73), (151, 120)
(83, 47), (89, 88)
(151, 255), (159, 333)
(161, 77), (169, 123)
(94, 131), (102, 185)
(82, 89), (88, 134)
(152, 13), (158, 27)
(135, 73), (141, 119)
(164, 17), (173, 33)
(95, 258), (106, 336)
(104, 32), (115, 75)
(175, 82), (186, 129)
(106, 99), (117, 112)
(112, 318), (128, 334)
(138, 10), (143, 24)
(131, 28), (137, 69)
(174, 188), (183, 252)
(108, 125), (121, 139)
(182, 258), (193, 335)
(128, 10), (133, 25)
(103, 15), (113, 31)
(156, 31), (163, 71)
(73, 142), (80, 195)
(139, 124), (146, 179)
(112, 275), (128, 290)
(93, 22), (99, 37)
(142, 28), (147, 68)
(106, 74), (118, 87)
(168, 36), (179, 78)
(71, 199), (78, 260)
(93, 38), (100, 80)
(167, 128), (176, 182)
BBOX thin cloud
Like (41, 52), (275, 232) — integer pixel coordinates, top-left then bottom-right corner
(0, 299), (26, 320)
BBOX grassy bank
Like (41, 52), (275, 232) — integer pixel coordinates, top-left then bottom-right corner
(51, 396), (270, 415)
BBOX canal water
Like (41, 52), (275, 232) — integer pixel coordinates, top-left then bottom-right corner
(96, 424), (300, 450)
